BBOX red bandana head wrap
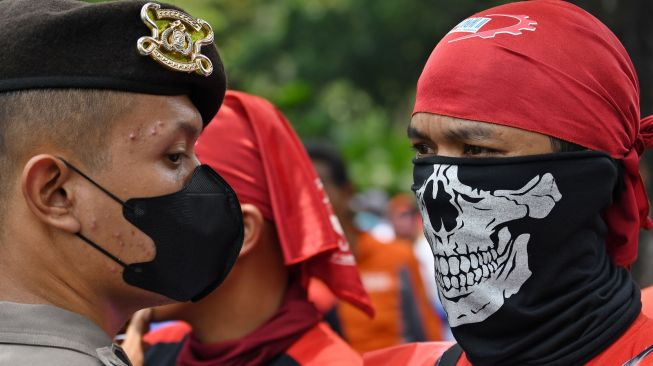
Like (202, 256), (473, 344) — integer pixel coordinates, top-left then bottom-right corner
(196, 90), (373, 315)
(414, 0), (653, 266)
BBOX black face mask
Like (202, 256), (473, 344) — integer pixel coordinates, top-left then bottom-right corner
(61, 159), (244, 302)
(412, 151), (640, 365)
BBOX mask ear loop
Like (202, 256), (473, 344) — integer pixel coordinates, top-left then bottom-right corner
(57, 157), (131, 268)
(76, 233), (128, 268)
(57, 157), (135, 210)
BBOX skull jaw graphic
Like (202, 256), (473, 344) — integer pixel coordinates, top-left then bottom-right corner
(416, 165), (561, 327)
(439, 231), (531, 326)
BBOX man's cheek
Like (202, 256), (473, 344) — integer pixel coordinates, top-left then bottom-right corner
(108, 226), (156, 264)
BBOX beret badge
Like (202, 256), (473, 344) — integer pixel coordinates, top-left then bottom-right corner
(137, 2), (214, 76)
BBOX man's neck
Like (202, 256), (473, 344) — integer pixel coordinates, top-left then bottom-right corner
(0, 243), (130, 338)
(186, 268), (288, 344)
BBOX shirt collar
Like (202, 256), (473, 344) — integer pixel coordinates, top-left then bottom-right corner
(0, 301), (113, 358)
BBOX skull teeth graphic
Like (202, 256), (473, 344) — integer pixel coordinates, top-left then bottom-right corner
(434, 225), (516, 298)
(416, 165), (561, 326)
(435, 247), (499, 294)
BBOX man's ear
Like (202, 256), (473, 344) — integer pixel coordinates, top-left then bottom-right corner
(21, 154), (80, 234)
(239, 203), (264, 257)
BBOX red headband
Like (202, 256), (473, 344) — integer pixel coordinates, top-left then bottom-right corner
(414, 0), (653, 266)
(196, 91), (373, 315)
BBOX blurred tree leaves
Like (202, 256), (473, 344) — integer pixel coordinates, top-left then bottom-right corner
(135, 0), (507, 193)
(86, 0), (652, 193)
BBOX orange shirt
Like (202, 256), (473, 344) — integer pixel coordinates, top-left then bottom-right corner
(643, 286), (653, 319)
(338, 232), (442, 353)
(364, 313), (653, 366)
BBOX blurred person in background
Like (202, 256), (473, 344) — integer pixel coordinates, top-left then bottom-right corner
(307, 143), (442, 353)
(386, 194), (421, 244)
(123, 91), (372, 366)
(387, 194), (452, 340)
(352, 189), (395, 243)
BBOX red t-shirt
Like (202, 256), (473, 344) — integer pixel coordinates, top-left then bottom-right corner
(145, 321), (362, 366)
(364, 313), (653, 365)
(642, 286), (653, 319)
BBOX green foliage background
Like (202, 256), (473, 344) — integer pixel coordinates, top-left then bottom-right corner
(87, 0), (653, 194)
(145, 0), (501, 194)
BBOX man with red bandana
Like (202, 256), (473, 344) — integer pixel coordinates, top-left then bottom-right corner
(124, 91), (373, 366)
(365, 1), (653, 365)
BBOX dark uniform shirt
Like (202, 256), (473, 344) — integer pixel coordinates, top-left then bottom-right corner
(0, 302), (131, 366)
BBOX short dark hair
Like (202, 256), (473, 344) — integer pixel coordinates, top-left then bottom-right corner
(549, 137), (586, 153)
(0, 89), (135, 221)
(305, 142), (350, 188)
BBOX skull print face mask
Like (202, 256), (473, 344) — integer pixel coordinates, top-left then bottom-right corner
(416, 163), (561, 327)
(413, 151), (641, 365)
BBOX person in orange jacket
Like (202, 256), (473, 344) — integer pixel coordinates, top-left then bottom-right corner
(307, 144), (443, 353)
(365, 1), (653, 365)
(123, 91), (373, 366)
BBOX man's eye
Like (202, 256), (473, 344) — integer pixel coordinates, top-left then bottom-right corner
(412, 143), (435, 157)
(167, 153), (182, 164)
(463, 144), (499, 156)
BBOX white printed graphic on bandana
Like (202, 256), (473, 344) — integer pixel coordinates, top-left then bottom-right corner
(448, 14), (537, 43)
(449, 17), (491, 34)
(415, 165), (561, 327)
(315, 178), (357, 266)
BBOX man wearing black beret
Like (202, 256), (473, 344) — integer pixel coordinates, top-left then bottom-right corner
(0, 1), (244, 365)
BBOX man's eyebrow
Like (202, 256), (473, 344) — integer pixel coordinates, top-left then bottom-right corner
(444, 124), (495, 141)
(176, 120), (201, 139)
(407, 126), (430, 140)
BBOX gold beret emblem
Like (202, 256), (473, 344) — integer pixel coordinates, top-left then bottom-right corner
(137, 2), (214, 76)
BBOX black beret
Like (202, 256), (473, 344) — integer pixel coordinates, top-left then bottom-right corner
(0, 0), (226, 126)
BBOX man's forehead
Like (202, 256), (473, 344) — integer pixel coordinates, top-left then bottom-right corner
(408, 113), (498, 140)
(161, 95), (203, 134)
(115, 94), (202, 135)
